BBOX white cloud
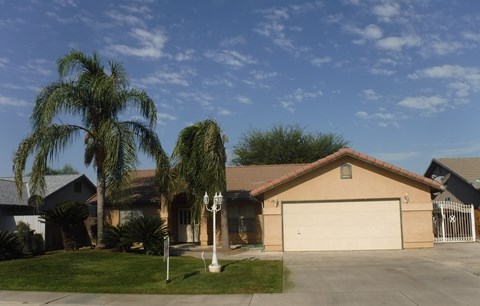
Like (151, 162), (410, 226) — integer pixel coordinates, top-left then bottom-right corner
(106, 10), (145, 27)
(361, 89), (381, 101)
(428, 39), (463, 56)
(220, 36), (247, 47)
(254, 5), (316, 54)
(22, 59), (52, 76)
(235, 95), (253, 105)
(217, 107), (232, 116)
(398, 96), (448, 113)
(106, 28), (167, 59)
(175, 49), (195, 62)
(53, 0), (77, 7)
(347, 24), (383, 41)
(369, 67), (395, 75)
(204, 49), (257, 69)
(355, 110), (399, 127)
(0, 57), (9, 68)
(372, 2), (400, 22)
(156, 112), (177, 125)
(279, 88), (323, 113)
(376, 35), (421, 51)
(251, 70), (279, 80)
(177, 91), (215, 108)
(463, 32), (480, 42)
(311, 56), (332, 67)
(0, 95), (28, 106)
(139, 67), (196, 87)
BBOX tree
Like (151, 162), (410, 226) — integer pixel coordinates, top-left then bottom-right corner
(45, 164), (79, 175)
(171, 119), (229, 249)
(232, 124), (349, 165)
(13, 50), (169, 248)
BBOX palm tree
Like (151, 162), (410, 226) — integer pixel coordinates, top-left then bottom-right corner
(171, 119), (229, 248)
(13, 50), (169, 248)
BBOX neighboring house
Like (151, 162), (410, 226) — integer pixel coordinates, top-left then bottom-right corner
(91, 148), (443, 252)
(0, 174), (96, 250)
(425, 157), (480, 233)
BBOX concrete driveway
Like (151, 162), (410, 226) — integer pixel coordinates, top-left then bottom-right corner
(1, 243), (480, 305)
(253, 243), (480, 305)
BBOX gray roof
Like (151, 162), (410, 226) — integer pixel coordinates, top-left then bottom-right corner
(0, 175), (91, 206)
(0, 179), (29, 206)
(432, 157), (480, 188)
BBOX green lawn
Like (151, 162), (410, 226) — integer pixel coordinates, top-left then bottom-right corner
(0, 250), (283, 294)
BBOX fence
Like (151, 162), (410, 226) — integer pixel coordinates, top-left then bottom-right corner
(432, 201), (476, 243)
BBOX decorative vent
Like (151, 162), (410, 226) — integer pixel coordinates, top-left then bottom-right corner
(340, 163), (352, 179)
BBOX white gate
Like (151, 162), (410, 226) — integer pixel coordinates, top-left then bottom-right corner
(432, 201), (476, 243)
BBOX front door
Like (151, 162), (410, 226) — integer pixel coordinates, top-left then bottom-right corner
(178, 208), (192, 243)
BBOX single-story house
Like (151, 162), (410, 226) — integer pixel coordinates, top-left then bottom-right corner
(425, 157), (480, 233)
(0, 174), (96, 250)
(94, 148), (443, 252)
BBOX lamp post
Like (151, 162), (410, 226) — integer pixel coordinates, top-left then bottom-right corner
(203, 191), (223, 273)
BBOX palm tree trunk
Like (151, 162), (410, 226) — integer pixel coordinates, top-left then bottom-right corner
(96, 168), (106, 249)
(220, 200), (229, 250)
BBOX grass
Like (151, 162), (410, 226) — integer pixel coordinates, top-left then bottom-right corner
(0, 250), (283, 294)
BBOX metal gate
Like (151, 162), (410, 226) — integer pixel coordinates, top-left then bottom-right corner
(432, 201), (476, 243)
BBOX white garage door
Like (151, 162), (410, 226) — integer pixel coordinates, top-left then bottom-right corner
(283, 200), (402, 251)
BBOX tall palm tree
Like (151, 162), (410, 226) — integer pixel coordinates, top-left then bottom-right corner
(171, 119), (229, 248)
(13, 50), (169, 248)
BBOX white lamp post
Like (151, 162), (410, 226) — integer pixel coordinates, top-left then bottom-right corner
(203, 191), (223, 273)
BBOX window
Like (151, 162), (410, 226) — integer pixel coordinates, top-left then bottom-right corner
(340, 163), (352, 179)
(228, 205), (256, 233)
(119, 209), (143, 225)
(73, 181), (82, 193)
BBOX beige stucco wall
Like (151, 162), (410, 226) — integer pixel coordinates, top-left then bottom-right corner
(261, 156), (434, 251)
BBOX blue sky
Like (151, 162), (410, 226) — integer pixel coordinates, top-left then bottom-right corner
(1, 0), (480, 181)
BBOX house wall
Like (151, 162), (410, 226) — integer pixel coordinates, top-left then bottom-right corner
(227, 200), (262, 245)
(105, 203), (161, 226)
(261, 156), (434, 251)
(430, 165), (480, 206)
(43, 178), (96, 210)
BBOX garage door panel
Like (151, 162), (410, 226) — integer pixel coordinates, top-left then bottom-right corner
(283, 200), (402, 251)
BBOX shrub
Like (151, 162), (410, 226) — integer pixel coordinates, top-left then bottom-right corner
(102, 224), (131, 252)
(103, 216), (169, 255)
(31, 234), (45, 256)
(0, 230), (22, 260)
(41, 201), (89, 251)
(124, 216), (169, 255)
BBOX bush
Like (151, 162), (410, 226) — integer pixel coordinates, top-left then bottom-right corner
(0, 230), (22, 260)
(103, 216), (168, 255)
(102, 224), (131, 252)
(41, 201), (89, 251)
(31, 234), (45, 256)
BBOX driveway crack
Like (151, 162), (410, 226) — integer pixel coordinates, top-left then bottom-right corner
(43, 293), (73, 305)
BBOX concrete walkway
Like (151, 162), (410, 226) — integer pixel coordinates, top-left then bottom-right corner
(2, 243), (480, 305)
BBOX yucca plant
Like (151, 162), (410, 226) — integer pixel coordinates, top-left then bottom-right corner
(41, 201), (89, 251)
(0, 230), (22, 260)
(123, 216), (168, 255)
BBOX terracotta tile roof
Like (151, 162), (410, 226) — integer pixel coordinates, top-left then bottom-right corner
(226, 164), (306, 191)
(251, 148), (444, 196)
(431, 158), (480, 185)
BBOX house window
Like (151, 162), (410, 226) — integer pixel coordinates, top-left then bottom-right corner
(228, 205), (256, 233)
(119, 209), (143, 225)
(74, 181), (82, 193)
(340, 163), (352, 179)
